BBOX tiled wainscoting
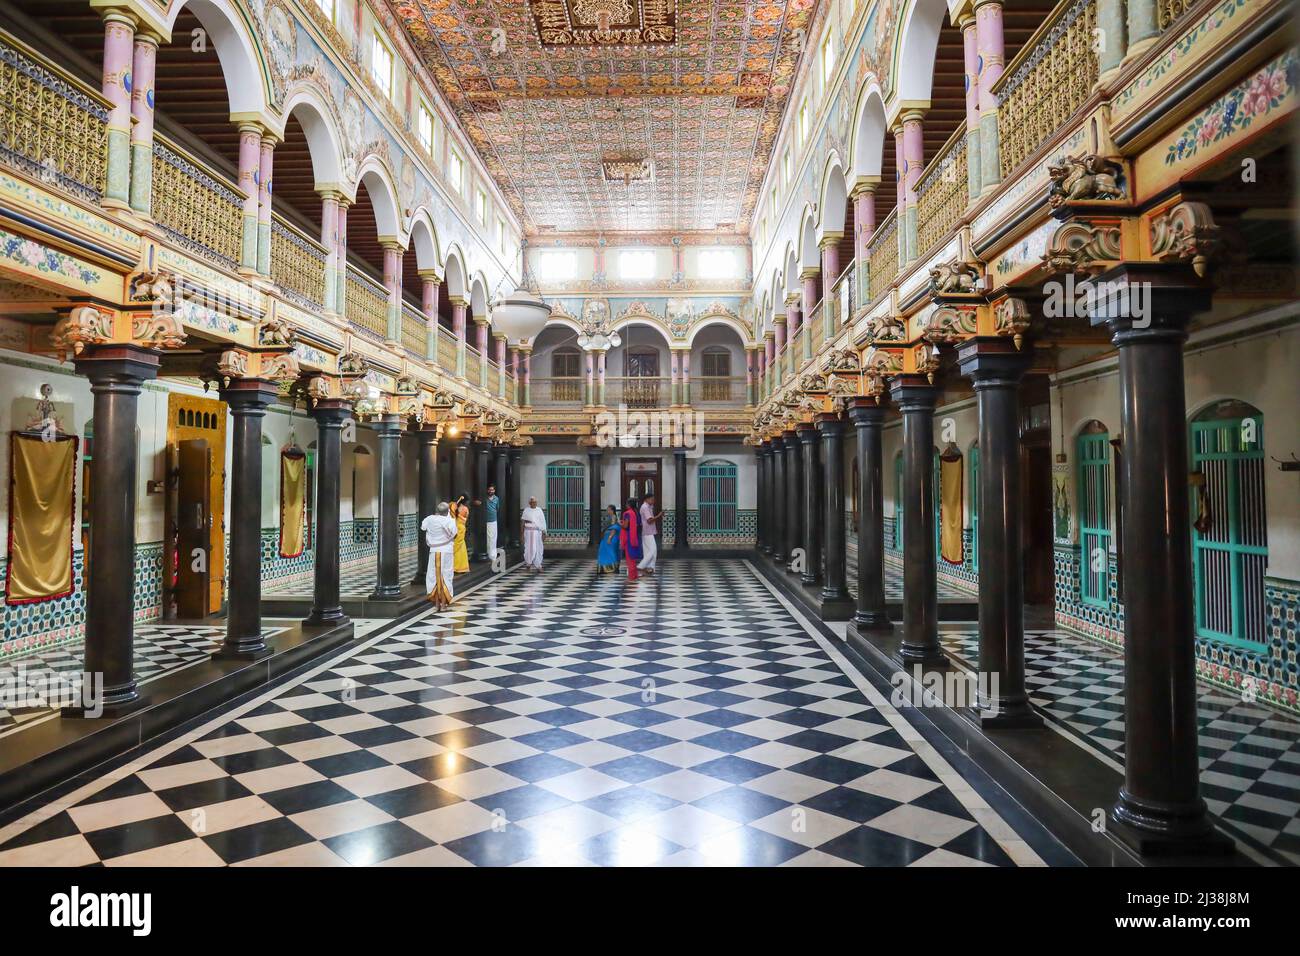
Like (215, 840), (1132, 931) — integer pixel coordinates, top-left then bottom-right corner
(545, 510), (757, 550)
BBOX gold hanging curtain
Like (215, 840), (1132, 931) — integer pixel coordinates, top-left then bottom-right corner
(7, 432), (78, 603)
(939, 450), (964, 565)
(279, 448), (307, 558)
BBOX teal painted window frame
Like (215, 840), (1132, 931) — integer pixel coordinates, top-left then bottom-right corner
(1190, 414), (1267, 650)
(545, 460), (585, 533)
(893, 453), (903, 550)
(1077, 430), (1112, 608)
(698, 459), (738, 532)
(969, 444), (979, 573)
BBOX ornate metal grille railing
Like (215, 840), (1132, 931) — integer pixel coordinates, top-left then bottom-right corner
(829, 263), (856, 337)
(400, 302), (425, 356)
(607, 376), (668, 409)
(0, 31), (109, 203)
(271, 214), (328, 311)
(436, 330), (457, 372)
(152, 135), (243, 271)
(530, 377), (582, 404)
(866, 209), (899, 306)
(345, 265), (388, 341)
(465, 343), (482, 383)
(695, 376), (746, 404)
(488, 362), (501, 395)
(808, 300), (826, 346)
(915, 128), (968, 257)
(994, 0), (1098, 180)
(788, 323), (805, 366)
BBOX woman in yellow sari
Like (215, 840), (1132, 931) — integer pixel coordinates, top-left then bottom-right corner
(453, 495), (470, 573)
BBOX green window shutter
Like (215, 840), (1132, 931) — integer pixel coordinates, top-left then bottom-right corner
(698, 460), (738, 532)
(545, 461), (585, 533)
(893, 453), (903, 549)
(1191, 414), (1267, 649)
(1077, 431), (1112, 608)
(970, 444), (979, 573)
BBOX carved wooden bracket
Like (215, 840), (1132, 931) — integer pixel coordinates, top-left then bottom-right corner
(1042, 220), (1123, 276)
(1150, 201), (1220, 277)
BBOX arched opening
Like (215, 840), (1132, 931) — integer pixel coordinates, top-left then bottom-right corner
(691, 322), (747, 405)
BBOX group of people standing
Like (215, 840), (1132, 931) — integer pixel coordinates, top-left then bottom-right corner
(596, 493), (663, 581)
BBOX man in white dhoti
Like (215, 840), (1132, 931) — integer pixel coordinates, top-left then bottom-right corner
(521, 496), (547, 572)
(422, 502), (459, 609)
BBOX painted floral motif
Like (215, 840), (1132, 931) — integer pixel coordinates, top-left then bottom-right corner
(1114, 0), (1252, 112)
(1165, 50), (1298, 165)
(0, 230), (100, 285)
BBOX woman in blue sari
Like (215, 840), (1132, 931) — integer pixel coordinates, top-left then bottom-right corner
(596, 504), (621, 574)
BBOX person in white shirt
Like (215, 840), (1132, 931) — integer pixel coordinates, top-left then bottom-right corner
(521, 497), (547, 571)
(638, 493), (663, 574)
(421, 502), (459, 609)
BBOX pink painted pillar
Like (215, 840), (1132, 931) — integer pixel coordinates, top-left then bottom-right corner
(903, 110), (925, 263)
(821, 242), (840, 289)
(853, 187), (876, 259)
(893, 126), (906, 212)
(382, 243), (402, 343)
(101, 12), (135, 209)
(320, 193), (340, 312)
(962, 13), (981, 198)
(785, 296), (801, 334)
(801, 271), (819, 318)
(495, 334), (507, 371)
(421, 274), (440, 361)
(745, 349), (755, 405)
(237, 124), (263, 274)
(475, 319), (489, 387)
(764, 333), (775, 369)
(522, 350), (532, 406)
(256, 135), (276, 275)
(335, 200), (349, 308)
(452, 300), (467, 344)
(128, 31), (157, 215)
(975, 0), (1005, 191)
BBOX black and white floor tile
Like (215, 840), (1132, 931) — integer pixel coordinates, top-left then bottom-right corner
(264, 549), (419, 598)
(941, 629), (1300, 865)
(0, 560), (1051, 867)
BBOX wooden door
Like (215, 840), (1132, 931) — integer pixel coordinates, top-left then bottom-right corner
(620, 458), (661, 508)
(166, 392), (226, 615)
(1021, 439), (1054, 606)
(174, 439), (212, 619)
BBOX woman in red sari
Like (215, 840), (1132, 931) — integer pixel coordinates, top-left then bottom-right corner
(621, 497), (643, 580)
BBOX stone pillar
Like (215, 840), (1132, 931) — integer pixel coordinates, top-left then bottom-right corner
(819, 413), (853, 614)
(507, 445), (524, 549)
(451, 297), (468, 378)
(237, 124), (263, 275)
(1125, 0), (1160, 64)
(1090, 265), (1229, 855)
(680, 351), (691, 406)
(382, 240), (403, 345)
(957, 339), (1040, 727)
(100, 12), (135, 210)
(770, 436), (787, 563)
(411, 425), (439, 586)
(587, 448), (602, 548)
(128, 31), (158, 216)
(852, 181), (878, 267)
(494, 444), (510, 555)
(763, 331), (775, 383)
(72, 345), (158, 713)
(785, 293), (801, 339)
(472, 435), (492, 561)
(370, 415), (403, 600)
(975, 0), (1004, 194)
(674, 450), (689, 550)
(784, 429), (802, 574)
(320, 192), (341, 313)
(256, 134), (276, 277)
(596, 349), (607, 407)
(334, 198), (349, 311)
(495, 334), (508, 399)
(1098, 0), (1130, 80)
(961, 12), (982, 200)
(772, 319), (786, 386)
(421, 271), (441, 362)
(755, 444), (767, 552)
(848, 398), (891, 632)
(820, 237), (841, 293)
(797, 423), (821, 586)
(216, 379), (279, 658)
(475, 319), (489, 389)
(305, 400), (351, 627)
(901, 110), (925, 262)
(890, 375), (943, 664)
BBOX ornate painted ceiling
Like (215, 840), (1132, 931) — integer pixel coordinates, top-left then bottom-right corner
(387, 0), (821, 237)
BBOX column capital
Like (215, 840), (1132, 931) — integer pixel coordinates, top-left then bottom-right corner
(219, 377), (280, 411)
(448, 295), (468, 307)
(417, 269), (442, 283)
(795, 422), (817, 443)
(310, 398), (354, 424)
(850, 177), (881, 199)
(73, 343), (160, 386)
(799, 266), (820, 280)
(888, 373), (938, 411)
(815, 411), (846, 435)
(1086, 262), (1211, 342)
(369, 413), (404, 434)
(784, 292), (802, 306)
(378, 236), (405, 253)
(818, 233), (844, 249)
(847, 395), (888, 425)
(770, 315), (786, 326)
(956, 336), (1033, 388)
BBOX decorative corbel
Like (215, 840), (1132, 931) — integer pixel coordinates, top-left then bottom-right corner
(993, 297), (1032, 349)
(1150, 200), (1220, 277)
(51, 305), (115, 358)
(261, 352), (302, 385)
(201, 348), (249, 390)
(912, 342), (942, 384)
(394, 371), (419, 395)
(1042, 220), (1122, 276)
(256, 314), (297, 348)
(863, 345), (904, 377)
(824, 346), (861, 373)
(1046, 154), (1126, 209)
(921, 304), (978, 345)
(797, 370), (829, 395)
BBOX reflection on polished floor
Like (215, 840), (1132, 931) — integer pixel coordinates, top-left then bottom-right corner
(0, 560), (1064, 867)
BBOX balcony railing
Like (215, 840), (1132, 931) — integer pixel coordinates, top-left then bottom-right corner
(400, 302), (425, 356)
(829, 262), (855, 337)
(789, 323), (806, 365)
(994, 0), (1098, 180)
(271, 214), (328, 311)
(694, 376), (747, 404)
(608, 376), (668, 409)
(152, 134), (243, 272)
(465, 343), (482, 384)
(488, 362), (501, 395)
(529, 377), (583, 404)
(345, 265), (388, 341)
(915, 128), (968, 257)
(809, 300), (825, 348)
(0, 30), (109, 204)
(865, 209), (899, 307)
(437, 330), (457, 372)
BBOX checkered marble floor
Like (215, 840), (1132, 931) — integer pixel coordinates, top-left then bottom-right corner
(844, 548), (974, 601)
(264, 549), (419, 598)
(0, 559), (1052, 867)
(0, 625), (285, 736)
(941, 629), (1300, 865)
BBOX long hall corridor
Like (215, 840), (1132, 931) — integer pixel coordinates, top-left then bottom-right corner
(0, 560), (1061, 867)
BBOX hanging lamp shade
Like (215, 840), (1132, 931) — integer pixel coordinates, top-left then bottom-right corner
(491, 241), (552, 343)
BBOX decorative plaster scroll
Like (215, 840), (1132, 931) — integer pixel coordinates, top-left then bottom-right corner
(1150, 201), (1220, 277)
(1042, 221), (1123, 276)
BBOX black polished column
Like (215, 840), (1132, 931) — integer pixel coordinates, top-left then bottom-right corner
(71, 345), (159, 713)
(369, 415), (403, 600)
(755, 445), (766, 552)
(890, 375), (943, 665)
(674, 450), (689, 550)
(1091, 265), (1228, 854)
(304, 400), (351, 627)
(819, 413), (854, 615)
(770, 436), (786, 563)
(587, 448), (602, 547)
(783, 428), (801, 574)
(411, 424), (440, 585)
(507, 445), (523, 549)
(848, 398), (891, 632)
(957, 339), (1040, 727)
(494, 443), (509, 556)
(217, 378), (279, 658)
(797, 422), (821, 585)
(472, 436), (491, 561)
(451, 432), (471, 502)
